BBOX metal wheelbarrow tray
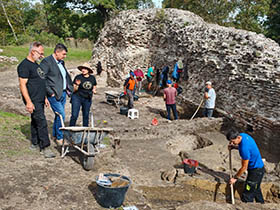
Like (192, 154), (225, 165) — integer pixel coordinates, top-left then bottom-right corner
(105, 91), (124, 107)
(60, 126), (113, 170)
(57, 112), (113, 170)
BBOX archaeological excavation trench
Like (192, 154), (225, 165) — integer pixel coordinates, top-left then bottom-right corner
(0, 68), (279, 210)
(90, 7), (280, 165)
(1, 7), (280, 210)
(108, 100), (280, 208)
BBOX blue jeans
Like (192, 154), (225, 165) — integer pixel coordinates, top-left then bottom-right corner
(203, 108), (214, 118)
(48, 91), (66, 140)
(166, 104), (178, 120)
(70, 94), (92, 126)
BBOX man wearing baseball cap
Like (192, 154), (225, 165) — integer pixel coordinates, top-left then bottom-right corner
(204, 81), (216, 118)
(163, 80), (178, 120)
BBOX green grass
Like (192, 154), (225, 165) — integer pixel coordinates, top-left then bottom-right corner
(102, 136), (111, 146)
(0, 111), (32, 158)
(0, 45), (92, 65)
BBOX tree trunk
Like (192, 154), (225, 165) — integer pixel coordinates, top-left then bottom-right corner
(0, 0), (18, 42)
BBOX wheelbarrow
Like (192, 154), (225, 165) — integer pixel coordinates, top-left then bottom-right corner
(56, 112), (113, 170)
(105, 91), (126, 107)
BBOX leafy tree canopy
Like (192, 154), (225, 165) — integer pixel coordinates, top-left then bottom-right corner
(162, 0), (272, 34)
(266, 0), (280, 44)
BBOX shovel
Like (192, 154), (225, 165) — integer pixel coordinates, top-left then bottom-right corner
(229, 149), (235, 204)
(190, 98), (204, 120)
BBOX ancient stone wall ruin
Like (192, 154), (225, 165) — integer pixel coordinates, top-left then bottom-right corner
(90, 8), (280, 162)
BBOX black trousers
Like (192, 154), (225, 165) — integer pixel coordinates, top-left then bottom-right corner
(31, 102), (50, 150)
(241, 167), (265, 203)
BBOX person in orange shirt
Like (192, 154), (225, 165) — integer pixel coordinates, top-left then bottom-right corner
(124, 72), (137, 109)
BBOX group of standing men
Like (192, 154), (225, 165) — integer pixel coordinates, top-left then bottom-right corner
(17, 42), (97, 158)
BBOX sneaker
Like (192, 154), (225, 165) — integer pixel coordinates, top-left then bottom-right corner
(29, 144), (39, 151)
(41, 147), (56, 158)
(56, 139), (63, 146)
(56, 139), (69, 146)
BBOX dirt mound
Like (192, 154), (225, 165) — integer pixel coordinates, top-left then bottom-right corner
(0, 64), (279, 209)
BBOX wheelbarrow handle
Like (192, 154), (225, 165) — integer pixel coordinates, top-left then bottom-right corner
(90, 112), (94, 128)
(55, 112), (65, 128)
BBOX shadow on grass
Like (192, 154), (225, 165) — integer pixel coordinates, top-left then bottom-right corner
(20, 123), (31, 141)
(20, 119), (54, 142)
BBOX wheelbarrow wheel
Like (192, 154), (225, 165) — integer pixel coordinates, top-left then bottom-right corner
(83, 143), (94, 171)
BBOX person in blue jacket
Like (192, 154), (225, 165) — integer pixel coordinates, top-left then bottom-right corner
(172, 60), (183, 82)
(160, 66), (169, 88)
(227, 129), (265, 203)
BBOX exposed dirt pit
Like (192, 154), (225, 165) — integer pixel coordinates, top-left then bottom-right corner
(166, 134), (213, 155)
(138, 184), (225, 209)
(176, 97), (280, 164)
(0, 64), (280, 209)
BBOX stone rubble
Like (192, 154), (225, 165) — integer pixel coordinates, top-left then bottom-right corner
(90, 8), (280, 163)
(0, 49), (18, 64)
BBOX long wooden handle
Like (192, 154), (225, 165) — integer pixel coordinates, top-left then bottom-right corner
(55, 112), (65, 128)
(190, 98), (204, 120)
(229, 150), (235, 204)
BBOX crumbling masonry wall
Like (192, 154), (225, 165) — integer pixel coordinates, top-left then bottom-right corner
(90, 8), (280, 162)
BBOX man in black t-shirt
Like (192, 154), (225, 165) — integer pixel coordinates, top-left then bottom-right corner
(17, 42), (55, 158)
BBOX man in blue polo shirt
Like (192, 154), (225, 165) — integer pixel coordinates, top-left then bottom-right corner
(227, 129), (265, 203)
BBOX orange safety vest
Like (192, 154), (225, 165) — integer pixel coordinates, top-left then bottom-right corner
(126, 78), (136, 91)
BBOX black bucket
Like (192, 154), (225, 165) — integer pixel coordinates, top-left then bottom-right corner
(95, 173), (131, 208)
(120, 106), (129, 115)
(134, 95), (139, 101)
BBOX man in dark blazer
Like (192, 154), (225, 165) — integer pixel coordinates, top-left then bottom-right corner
(40, 43), (73, 145)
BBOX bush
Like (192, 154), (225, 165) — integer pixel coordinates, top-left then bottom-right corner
(34, 32), (64, 47)
(16, 34), (33, 45)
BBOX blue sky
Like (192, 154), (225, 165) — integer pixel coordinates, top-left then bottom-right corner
(153, 0), (162, 8)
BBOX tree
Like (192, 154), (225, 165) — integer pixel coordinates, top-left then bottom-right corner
(0, 0), (18, 42)
(41, 0), (72, 38)
(23, 2), (47, 35)
(266, 0), (280, 44)
(43, 0), (154, 41)
(162, 0), (271, 34)
(232, 0), (271, 34)
(162, 0), (237, 26)
(0, 0), (154, 45)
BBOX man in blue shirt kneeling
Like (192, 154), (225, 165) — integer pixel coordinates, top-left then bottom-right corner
(227, 129), (265, 203)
